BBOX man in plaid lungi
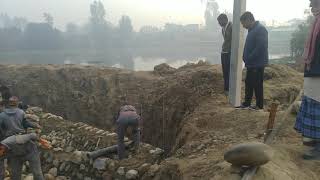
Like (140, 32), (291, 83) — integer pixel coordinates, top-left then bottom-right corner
(295, 0), (320, 160)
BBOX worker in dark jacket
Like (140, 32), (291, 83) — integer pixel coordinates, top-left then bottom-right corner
(116, 105), (142, 160)
(295, 0), (320, 160)
(217, 14), (233, 94)
(237, 12), (269, 110)
(0, 96), (43, 180)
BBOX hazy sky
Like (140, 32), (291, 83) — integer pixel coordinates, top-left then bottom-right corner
(0, 0), (310, 30)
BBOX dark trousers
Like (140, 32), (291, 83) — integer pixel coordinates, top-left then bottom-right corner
(7, 142), (44, 180)
(117, 117), (140, 160)
(221, 53), (231, 91)
(243, 67), (265, 109)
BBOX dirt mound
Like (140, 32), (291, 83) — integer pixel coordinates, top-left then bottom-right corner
(153, 63), (176, 76)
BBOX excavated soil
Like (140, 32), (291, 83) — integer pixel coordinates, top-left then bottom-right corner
(1, 62), (319, 180)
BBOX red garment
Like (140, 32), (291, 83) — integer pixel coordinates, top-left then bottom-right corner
(303, 15), (320, 68)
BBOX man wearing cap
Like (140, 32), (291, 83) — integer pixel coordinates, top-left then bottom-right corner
(0, 96), (44, 180)
(116, 104), (142, 160)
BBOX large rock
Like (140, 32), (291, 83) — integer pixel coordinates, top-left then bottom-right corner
(224, 142), (273, 166)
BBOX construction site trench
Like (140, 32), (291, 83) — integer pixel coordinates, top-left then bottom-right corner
(0, 62), (316, 180)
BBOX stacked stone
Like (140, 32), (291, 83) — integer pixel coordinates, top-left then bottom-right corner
(14, 107), (165, 180)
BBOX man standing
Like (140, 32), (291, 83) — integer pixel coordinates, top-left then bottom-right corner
(0, 96), (44, 180)
(116, 104), (142, 160)
(237, 12), (269, 110)
(295, 0), (320, 160)
(217, 14), (232, 95)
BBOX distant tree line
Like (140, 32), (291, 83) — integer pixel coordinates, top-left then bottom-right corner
(0, 0), (222, 52)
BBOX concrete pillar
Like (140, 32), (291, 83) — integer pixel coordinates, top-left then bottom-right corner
(229, 0), (247, 106)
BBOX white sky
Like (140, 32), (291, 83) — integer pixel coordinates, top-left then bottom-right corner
(0, 0), (310, 30)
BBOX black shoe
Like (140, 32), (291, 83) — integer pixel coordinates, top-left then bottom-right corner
(235, 104), (250, 109)
(249, 106), (263, 111)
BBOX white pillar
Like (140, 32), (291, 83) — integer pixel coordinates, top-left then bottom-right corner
(229, 0), (246, 106)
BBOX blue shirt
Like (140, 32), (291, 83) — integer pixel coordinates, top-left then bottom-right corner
(243, 21), (269, 68)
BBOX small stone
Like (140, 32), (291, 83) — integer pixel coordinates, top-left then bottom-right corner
(48, 167), (58, 177)
(24, 175), (34, 180)
(65, 164), (71, 172)
(42, 113), (53, 119)
(25, 114), (40, 122)
(80, 164), (86, 171)
(59, 162), (66, 172)
(125, 170), (138, 179)
(224, 142), (273, 166)
(53, 159), (60, 167)
(65, 146), (74, 153)
(149, 148), (164, 155)
(93, 158), (108, 171)
(84, 177), (92, 180)
(148, 164), (160, 177)
(197, 144), (205, 151)
(22, 165), (27, 173)
(29, 107), (43, 113)
(70, 151), (83, 164)
(138, 163), (151, 175)
(44, 173), (55, 180)
(53, 147), (63, 152)
(102, 171), (113, 180)
(107, 160), (117, 171)
(117, 167), (125, 176)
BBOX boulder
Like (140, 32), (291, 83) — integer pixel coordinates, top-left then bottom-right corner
(224, 142), (273, 166)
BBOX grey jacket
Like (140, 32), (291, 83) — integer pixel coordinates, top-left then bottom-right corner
(0, 108), (36, 138)
(222, 22), (232, 53)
